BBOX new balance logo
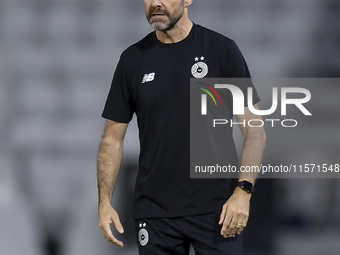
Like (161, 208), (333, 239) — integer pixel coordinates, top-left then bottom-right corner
(142, 72), (155, 83)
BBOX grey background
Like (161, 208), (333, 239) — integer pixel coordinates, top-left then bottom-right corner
(1, 0), (340, 255)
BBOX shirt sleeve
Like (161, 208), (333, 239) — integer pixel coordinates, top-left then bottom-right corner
(101, 56), (136, 123)
(222, 40), (260, 106)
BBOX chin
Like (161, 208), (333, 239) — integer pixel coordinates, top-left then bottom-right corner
(151, 22), (170, 31)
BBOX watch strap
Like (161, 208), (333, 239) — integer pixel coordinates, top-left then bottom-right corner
(237, 180), (255, 194)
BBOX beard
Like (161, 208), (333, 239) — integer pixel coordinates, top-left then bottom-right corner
(146, 5), (184, 31)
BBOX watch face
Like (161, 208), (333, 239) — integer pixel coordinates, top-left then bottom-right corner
(238, 181), (254, 193)
(243, 181), (253, 191)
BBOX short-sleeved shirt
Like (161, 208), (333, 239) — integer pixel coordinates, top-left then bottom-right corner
(102, 23), (260, 219)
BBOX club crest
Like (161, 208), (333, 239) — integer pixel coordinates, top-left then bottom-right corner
(191, 56), (208, 78)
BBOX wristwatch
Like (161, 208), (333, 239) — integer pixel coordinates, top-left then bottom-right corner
(237, 180), (255, 194)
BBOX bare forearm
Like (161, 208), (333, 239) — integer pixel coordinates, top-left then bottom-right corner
(239, 128), (266, 182)
(97, 135), (123, 207)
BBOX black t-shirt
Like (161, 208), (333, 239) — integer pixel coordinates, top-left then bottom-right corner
(102, 23), (260, 219)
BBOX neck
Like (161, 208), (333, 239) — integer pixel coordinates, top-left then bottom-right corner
(155, 11), (193, 44)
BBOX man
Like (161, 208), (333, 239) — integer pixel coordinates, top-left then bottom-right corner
(97, 0), (266, 254)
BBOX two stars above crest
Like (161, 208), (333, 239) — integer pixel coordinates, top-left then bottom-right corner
(195, 56), (205, 61)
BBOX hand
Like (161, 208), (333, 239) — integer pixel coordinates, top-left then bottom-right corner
(98, 204), (124, 247)
(218, 187), (251, 238)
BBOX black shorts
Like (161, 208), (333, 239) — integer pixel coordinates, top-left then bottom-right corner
(135, 211), (242, 255)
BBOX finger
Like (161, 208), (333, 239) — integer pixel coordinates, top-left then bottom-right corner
(102, 224), (114, 240)
(232, 221), (245, 236)
(237, 217), (248, 235)
(219, 205), (227, 225)
(221, 211), (233, 236)
(106, 232), (124, 247)
(223, 234), (236, 239)
(112, 214), (124, 234)
(225, 215), (239, 236)
(101, 223), (124, 247)
(228, 214), (239, 230)
(229, 226), (240, 236)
